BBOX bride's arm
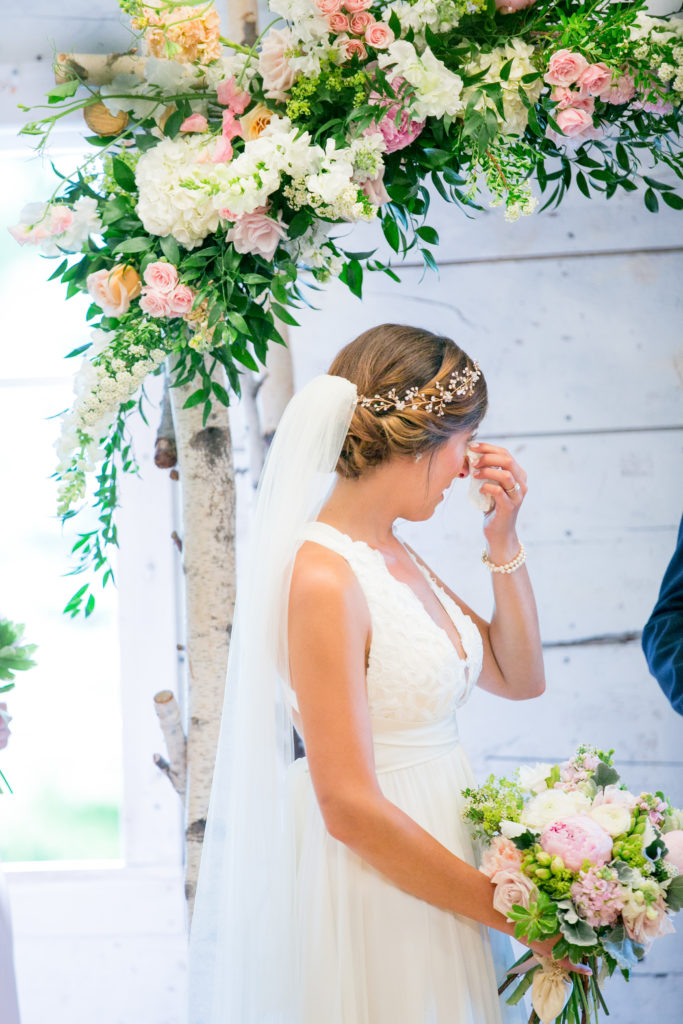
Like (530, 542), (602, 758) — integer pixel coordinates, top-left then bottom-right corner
(287, 542), (575, 971)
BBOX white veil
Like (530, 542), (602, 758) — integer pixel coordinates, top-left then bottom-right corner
(187, 373), (359, 1023)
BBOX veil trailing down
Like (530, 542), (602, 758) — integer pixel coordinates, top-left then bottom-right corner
(187, 374), (358, 1023)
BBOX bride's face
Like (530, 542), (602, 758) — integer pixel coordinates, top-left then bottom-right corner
(397, 427), (478, 521)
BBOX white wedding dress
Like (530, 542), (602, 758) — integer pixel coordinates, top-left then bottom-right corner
(282, 520), (526, 1024)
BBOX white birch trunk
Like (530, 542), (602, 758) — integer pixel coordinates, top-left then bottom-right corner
(153, 690), (186, 796)
(167, 359), (237, 916)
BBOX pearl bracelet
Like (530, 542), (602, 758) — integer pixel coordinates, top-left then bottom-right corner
(482, 543), (526, 574)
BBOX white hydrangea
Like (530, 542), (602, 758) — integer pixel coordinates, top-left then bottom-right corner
(347, 131), (387, 183)
(382, 0), (463, 41)
(377, 41), (464, 119)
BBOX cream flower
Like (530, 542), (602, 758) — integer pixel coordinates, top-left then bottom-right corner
(521, 790), (591, 832)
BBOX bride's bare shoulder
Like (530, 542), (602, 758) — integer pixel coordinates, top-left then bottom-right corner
(289, 540), (370, 627)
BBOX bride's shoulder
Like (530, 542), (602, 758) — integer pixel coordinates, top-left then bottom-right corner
(289, 540), (370, 624)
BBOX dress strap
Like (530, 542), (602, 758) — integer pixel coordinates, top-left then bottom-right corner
(297, 520), (356, 560)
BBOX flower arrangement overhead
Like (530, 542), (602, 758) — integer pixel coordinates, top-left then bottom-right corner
(462, 745), (683, 1023)
(9, 0), (683, 613)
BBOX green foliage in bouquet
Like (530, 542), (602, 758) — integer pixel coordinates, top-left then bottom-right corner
(0, 619), (38, 691)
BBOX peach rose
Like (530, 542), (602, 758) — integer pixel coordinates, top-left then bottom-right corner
(139, 289), (172, 318)
(480, 836), (523, 879)
(87, 265), (142, 318)
(259, 27), (297, 101)
(168, 284), (195, 317)
(365, 21), (395, 49)
(316, 0), (343, 13)
(143, 261), (178, 294)
(576, 62), (612, 97)
(623, 893), (675, 948)
(544, 49), (590, 88)
(554, 106), (595, 138)
(349, 11), (374, 33)
(240, 103), (274, 141)
(329, 12), (351, 32)
(491, 869), (537, 920)
(340, 36), (367, 60)
(226, 208), (288, 261)
(179, 113), (208, 133)
(344, 0), (372, 11)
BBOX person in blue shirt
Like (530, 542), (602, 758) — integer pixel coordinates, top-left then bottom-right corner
(642, 514), (683, 716)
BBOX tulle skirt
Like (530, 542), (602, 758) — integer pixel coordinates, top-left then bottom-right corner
(286, 717), (526, 1024)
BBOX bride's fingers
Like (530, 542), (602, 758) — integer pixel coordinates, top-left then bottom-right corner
(477, 472), (527, 501)
(469, 445), (528, 484)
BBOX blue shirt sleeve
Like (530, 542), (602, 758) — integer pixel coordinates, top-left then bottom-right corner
(641, 514), (683, 716)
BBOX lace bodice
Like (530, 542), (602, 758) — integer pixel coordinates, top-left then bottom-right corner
(284, 521), (483, 727)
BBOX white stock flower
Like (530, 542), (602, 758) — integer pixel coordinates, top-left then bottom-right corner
(589, 803), (632, 838)
(520, 789), (591, 832)
(518, 763), (553, 795)
(500, 819), (528, 839)
(378, 41), (464, 118)
(348, 131), (387, 183)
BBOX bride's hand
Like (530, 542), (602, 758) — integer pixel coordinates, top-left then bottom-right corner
(527, 935), (592, 977)
(468, 442), (528, 560)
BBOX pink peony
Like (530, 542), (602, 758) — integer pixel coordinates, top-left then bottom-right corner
(663, 830), (683, 873)
(480, 836), (523, 880)
(495, 0), (538, 11)
(366, 77), (425, 153)
(602, 71), (636, 106)
(316, 0), (343, 13)
(259, 27), (297, 101)
(540, 816), (613, 872)
(179, 113), (208, 133)
(544, 49), (590, 88)
(554, 107), (595, 138)
(361, 168), (390, 206)
(365, 21), (395, 49)
(212, 137), (234, 163)
(226, 208), (288, 261)
(623, 893), (675, 948)
(571, 868), (624, 928)
(551, 87), (594, 114)
(329, 12), (350, 31)
(168, 284), (195, 316)
(216, 76), (250, 114)
(344, 0), (372, 11)
(222, 110), (243, 141)
(139, 288), (172, 318)
(491, 868), (537, 919)
(143, 261), (178, 294)
(576, 62), (612, 97)
(349, 11), (374, 33)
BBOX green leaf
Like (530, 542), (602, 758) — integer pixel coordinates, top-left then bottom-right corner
(499, 58), (514, 83)
(160, 234), (180, 265)
(163, 108), (185, 138)
(101, 195), (132, 225)
(231, 345), (259, 371)
(558, 915), (598, 947)
(644, 187), (659, 212)
(113, 237), (152, 254)
(84, 593), (96, 617)
(211, 380), (231, 406)
(47, 79), (80, 103)
(662, 191), (683, 210)
(666, 874), (683, 912)
(345, 259), (363, 299)
(182, 389), (207, 409)
(382, 217), (401, 253)
(111, 157), (136, 193)
(48, 258), (68, 281)
(269, 302), (300, 327)
(135, 133), (160, 153)
(615, 143), (630, 172)
(65, 342), (92, 359)
(593, 761), (620, 788)
(287, 210), (310, 239)
(576, 171), (591, 199)
(229, 310), (250, 336)
(602, 923), (645, 968)
(416, 225), (439, 245)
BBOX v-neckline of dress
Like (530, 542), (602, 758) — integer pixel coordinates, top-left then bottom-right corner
(309, 521), (469, 665)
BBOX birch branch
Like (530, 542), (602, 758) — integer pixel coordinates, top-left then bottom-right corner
(55, 52), (147, 85)
(153, 689), (186, 797)
(223, 0), (259, 47)
(155, 369), (177, 469)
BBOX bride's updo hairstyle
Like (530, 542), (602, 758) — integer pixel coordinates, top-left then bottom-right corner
(328, 323), (487, 480)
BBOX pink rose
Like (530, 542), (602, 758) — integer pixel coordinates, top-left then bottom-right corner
(212, 137), (234, 163)
(361, 167), (390, 206)
(554, 106), (595, 138)
(480, 836), (523, 880)
(366, 78), (425, 153)
(259, 27), (297, 101)
(540, 816), (613, 872)
(179, 113), (208, 133)
(491, 869), (537, 919)
(216, 76), (250, 114)
(143, 261), (178, 294)
(168, 284), (195, 317)
(495, 0), (538, 11)
(592, 785), (638, 813)
(87, 265), (142, 318)
(339, 36), (367, 60)
(602, 71), (636, 106)
(632, 94), (674, 115)
(544, 49), (590, 88)
(222, 110), (243, 141)
(139, 288), (172, 318)
(329, 12), (350, 31)
(576, 62), (612, 97)
(663, 830), (683, 873)
(316, 0), (343, 13)
(623, 894), (675, 948)
(344, 0), (372, 10)
(551, 87), (594, 114)
(365, 21), (395, 49)
(226, 208), (288, 261)
(349, 11), (374, 33)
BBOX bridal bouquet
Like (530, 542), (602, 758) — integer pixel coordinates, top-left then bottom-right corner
(9, 0), (683, 613)
(462, 746), (683, 1023)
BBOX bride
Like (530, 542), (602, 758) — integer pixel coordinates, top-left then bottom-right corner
(187, 323), (591, 1023)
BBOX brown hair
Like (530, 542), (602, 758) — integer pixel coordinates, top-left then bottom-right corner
(328, 324), (487, 480)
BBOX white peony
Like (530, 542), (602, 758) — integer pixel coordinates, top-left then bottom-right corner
(518, 763), (553, 795)
(589, 803), (632, 838)
(520, 789), (592, 832)
(500, 819), (528, 839)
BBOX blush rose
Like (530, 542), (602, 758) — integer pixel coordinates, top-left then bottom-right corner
(87, 265), (142, 318)
(544, 49), (590, 88)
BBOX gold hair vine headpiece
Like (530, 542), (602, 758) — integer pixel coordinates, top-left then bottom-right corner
(357, 362), (482, 417)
